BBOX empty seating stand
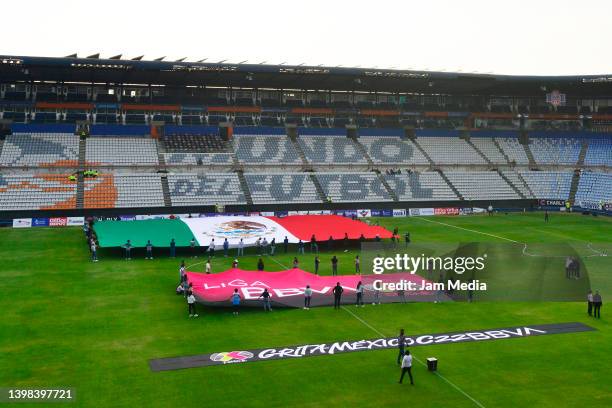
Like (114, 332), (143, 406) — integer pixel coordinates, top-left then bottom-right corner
(315, 172), (392, 202)
(168, 173), (245, 206)
(496, 137), (530, 164)
(234, 135), (301, 164)
(0, 133), (79, 167)
(519, 171), (573, 200)
(575, 172), (612, 206)
(444, 171), (520, 200)
(297, 136), (368, 164)
(529, 137), (581, 165)
(384, 172), (458, 201)
(469, 137), (508, 164)
(85, 137), (159, 166)
(164, 153), (233, 165)
(584, 138), (612, 166)
(162, 134), (229, 153)
(0, 174), (77, 210)
(83, 174), (164, 209)
(417, 137), (486, 165)
(358, 136), (429, 165)
(245, 173), (321, 204)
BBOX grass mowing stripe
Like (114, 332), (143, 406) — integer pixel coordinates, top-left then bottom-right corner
(341, 305), (486, 408)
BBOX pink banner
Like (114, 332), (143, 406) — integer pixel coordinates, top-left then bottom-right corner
(186, 268), (436, 307)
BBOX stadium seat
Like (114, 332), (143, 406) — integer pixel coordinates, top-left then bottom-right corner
(85, 137), (159, 166)
(0, 133), (79, 167)
(245, 173), (321, 204)
(168, 173), (245, 205)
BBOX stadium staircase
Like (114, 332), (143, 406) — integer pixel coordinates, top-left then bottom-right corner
(577, 139), (589, 166)
(76, 172), (84, 209)
(567, 140), (589, 204)
(568, 169), (581, 204)
(466, 139), (492, 165)
(522, 143), (537, 168)
(516, 172), (536, 198)
(353, 138), (375, 167)
(492, 138), (512, 164)
(236, 170), (254, 206)
(309, 173), (327, 202)
(0, 138), (4, 157)
(160, 175), (172, 207)
(410, 139), (435, 166)
(156, 140), (167, 167)
(436, 169), (464, 200)
(78, 138), (86, 168)
(375, 170), (399, 201)
(496, 170), (526, 199)
(291, 137), (313, 169)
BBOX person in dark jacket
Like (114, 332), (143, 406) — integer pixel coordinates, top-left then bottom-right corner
(397, 328), (406, 365)
(593, 290), (603, 318)
(332, 282), (343, 309)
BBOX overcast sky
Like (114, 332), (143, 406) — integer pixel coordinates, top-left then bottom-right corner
(2, 0), (610, 76)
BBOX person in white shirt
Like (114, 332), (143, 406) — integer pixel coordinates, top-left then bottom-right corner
(208, 239), (216, 257)
(304, 285), (313, 309)
(237, 239), (244, 257)
(205, 259), (212, 274)
(187, 293), (198, 318)
(90, 241), (98, 262)
(587, 290), (594, 316)
(399, 350), (414, 385)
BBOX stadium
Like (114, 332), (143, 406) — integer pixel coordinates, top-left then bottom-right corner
(1, 2), (611, 407)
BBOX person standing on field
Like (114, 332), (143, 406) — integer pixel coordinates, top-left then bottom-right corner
(187, 292), (198, 318)
(399, 350), (414, 385)
(587, 290), (593, 316)
(231, 289), (241, 316)
(146, 240), (153, 260)
(331, 256), (339, 276)
(593, 290), (602, 318)
(205, 258), (212, 274)
(237, 238), (244, 257)
(170, 238), (176, 258)
(304, 285), (313, 309)
(355, 281), (364, 307)
(259, 288), (272, 311)
(332, 282), (343, 309)
(123, 240), (132, 260)
(190, 237), (197, 258)
(314, 256), (320, 275)
(397, 328), (406, 364)
(270, 238), (276, 256)
(91, 240), (98, 262)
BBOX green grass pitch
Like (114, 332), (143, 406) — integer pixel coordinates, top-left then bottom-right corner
(0, 212), (611, 407)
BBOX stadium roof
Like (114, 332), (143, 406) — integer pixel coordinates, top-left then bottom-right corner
(2, 55), (612, 97)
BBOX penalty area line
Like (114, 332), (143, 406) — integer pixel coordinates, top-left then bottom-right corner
(341, 306), (486, 408)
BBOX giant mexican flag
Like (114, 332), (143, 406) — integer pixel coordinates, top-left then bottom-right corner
(93, 215), (392, 248)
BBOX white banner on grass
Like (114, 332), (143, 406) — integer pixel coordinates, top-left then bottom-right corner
(180, 216), (300, 248)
